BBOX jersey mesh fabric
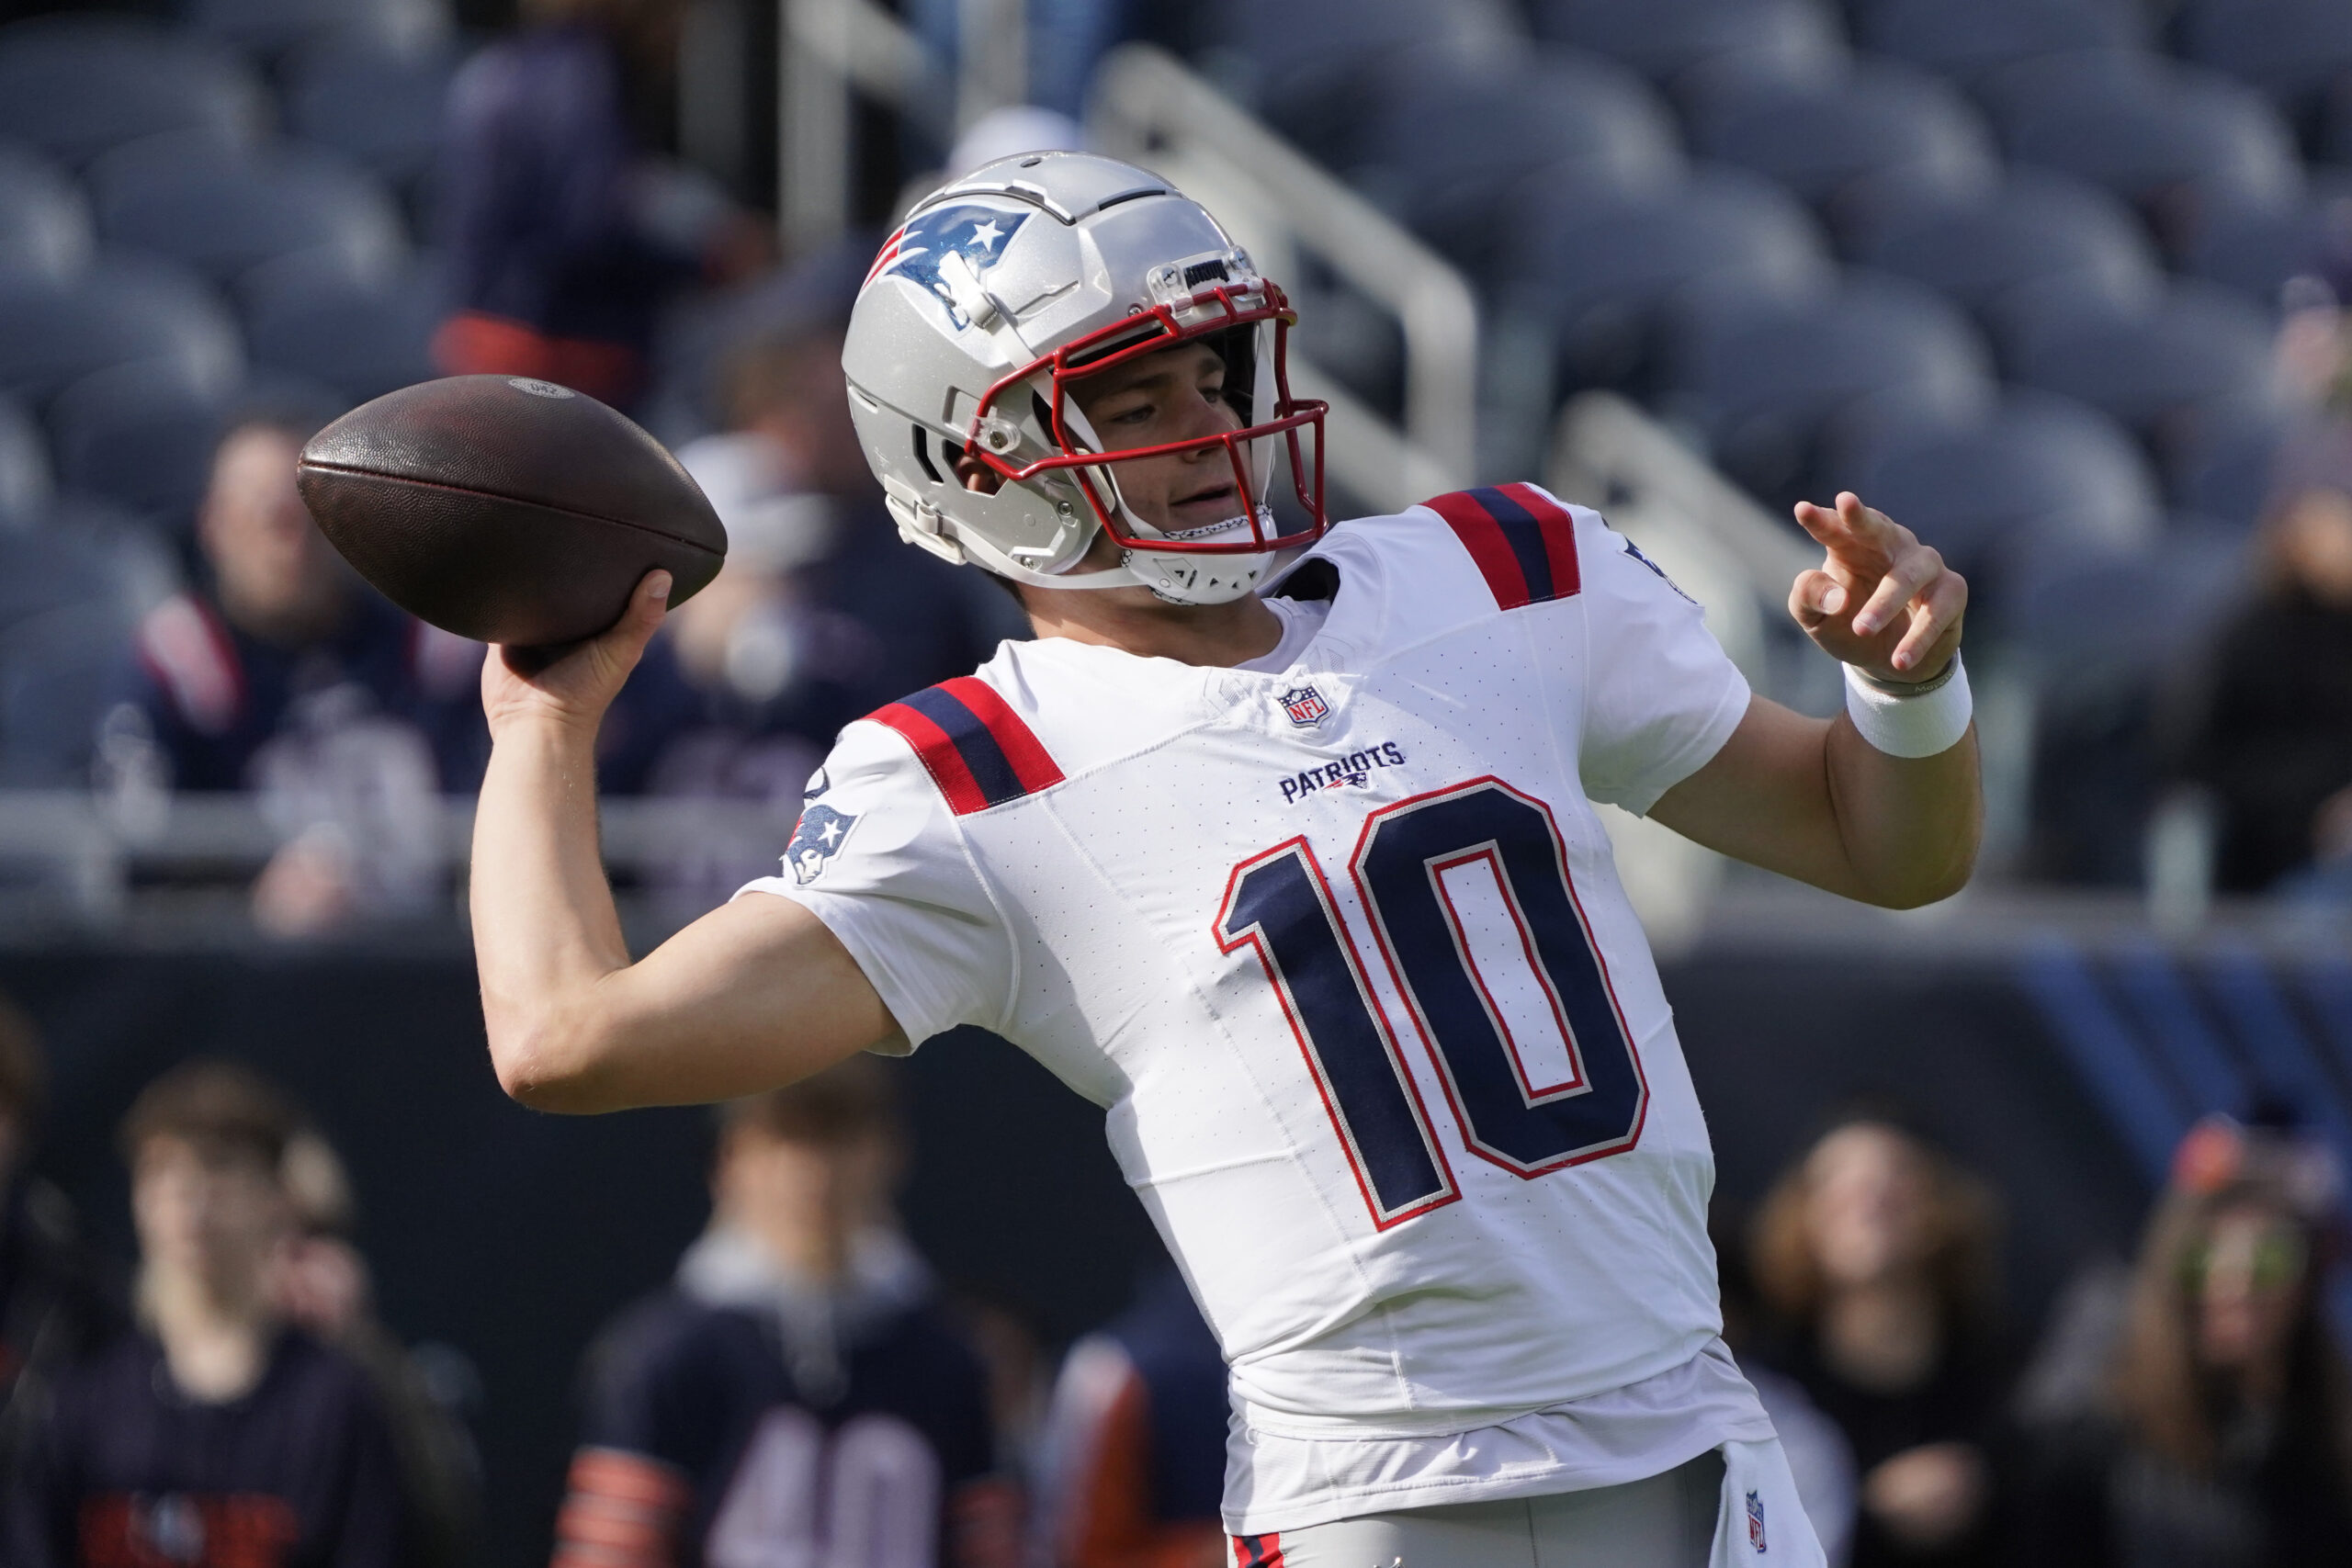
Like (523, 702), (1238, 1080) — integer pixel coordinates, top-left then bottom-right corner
(740, 491), (1762, 1531)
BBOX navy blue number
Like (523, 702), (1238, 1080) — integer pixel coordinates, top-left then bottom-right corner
(1352, 779), (1645, 1175)
(1217, 784), (1646, 1226)
(1216, 840), (1457, 1226)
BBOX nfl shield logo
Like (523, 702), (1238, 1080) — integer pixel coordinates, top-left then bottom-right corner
(1279, 685), (1329, 727)
(1747, 1490), (1767, 1552)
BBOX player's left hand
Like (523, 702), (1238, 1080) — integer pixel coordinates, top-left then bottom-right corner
(1788, 492), (1966, 682)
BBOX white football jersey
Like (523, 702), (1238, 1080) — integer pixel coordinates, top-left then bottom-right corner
(741, 485), (1771, 1530)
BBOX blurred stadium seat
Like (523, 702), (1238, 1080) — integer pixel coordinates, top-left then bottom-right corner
(184, 0), (449, 60)
(282, 36), (456, 199)
(1528, 0), (1845, 91)
(1820, 389), (2161, 592)
(0, 257), (243, 406)
(2177, 0), (2352, 133)
(0, 17), (266, 167)
(1346, 51), (1681, 276)
(1681, 58), (1998, 237)
(1848, 171), (2163, 319)
(0, 519), (154, 786)
(44, 363), (231, 533)
(1206, 0), (1521, 159)
(2183, 179), (2352, 306)
(0, 393), (51, 531)
(1856, 0), (2144, 85)
(88, 133), (408, 293)
(1661, 270), (1996, 502)
(2159, 391), (2297, 531)
(1503, 167), (1834, 393)
(243, 253), (439, 404)
(1995, 275), (2278, 440)
(0, 144), (93, 283)
(1984, 50), (2303, 254)
(1999, 525), (2248, 686)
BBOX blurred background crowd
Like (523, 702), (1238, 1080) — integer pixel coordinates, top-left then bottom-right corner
(6, 1014), (2352, 1564)
(1, 0), (2352, 1562)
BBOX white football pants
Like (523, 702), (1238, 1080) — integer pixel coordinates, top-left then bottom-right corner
(1247, 1439), (1825, 1568)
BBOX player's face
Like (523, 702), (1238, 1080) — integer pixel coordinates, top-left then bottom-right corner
(131, 1135), (291, 1301)
(1066, 340), (1248, 536)
(2188, 1201), (2308, 1372)
(1803, 1122), (1934, 1289)
(201, 425), (344, 624)
(716, 1124), (897, 1280)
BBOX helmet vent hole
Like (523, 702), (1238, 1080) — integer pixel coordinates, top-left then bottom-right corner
(912, 427), (944, 484)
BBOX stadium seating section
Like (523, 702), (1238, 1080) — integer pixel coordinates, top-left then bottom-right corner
(1202, 0), (2352, 883)
(2, 0), (2350, 883)
(0, 0), (452, 780)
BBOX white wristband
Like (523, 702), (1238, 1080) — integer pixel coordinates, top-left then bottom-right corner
(1843, 655), (1973, 758)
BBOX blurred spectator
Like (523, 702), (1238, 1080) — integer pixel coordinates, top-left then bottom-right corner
(0, 993), (118, 1476)
(550, 1057), (1017, 1568)
(434, 0), (770, 411)
(617, 248), (1025, 907)
(1032, 1266), (1226, 1568)
(104, 411), (484, 935)
(2013, 1114), (2352, 1566)
(2171, 425), (2352, 893)
(1747, 1117), (2007, 1568)
(6, 1060), (412, 1565)
(275, 1130), (484, 1568)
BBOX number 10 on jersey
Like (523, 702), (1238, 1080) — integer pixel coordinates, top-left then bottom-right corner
(1214, 777), (1647, 1229)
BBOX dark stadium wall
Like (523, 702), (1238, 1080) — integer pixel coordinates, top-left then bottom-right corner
(0, 940), (2147, 1562)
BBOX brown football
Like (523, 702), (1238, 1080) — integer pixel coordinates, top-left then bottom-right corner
(297, 375), (727, 649)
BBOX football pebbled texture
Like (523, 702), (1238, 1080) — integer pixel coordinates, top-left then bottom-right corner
(297, 375), (727, 648)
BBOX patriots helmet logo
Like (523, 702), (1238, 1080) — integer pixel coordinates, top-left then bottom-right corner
(785, 803), (858, 886)
(868, 202), (1033, 329)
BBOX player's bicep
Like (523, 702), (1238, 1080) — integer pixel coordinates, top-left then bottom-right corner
(1645, 694), (1871, 899)
(574, 893), (900, 1111)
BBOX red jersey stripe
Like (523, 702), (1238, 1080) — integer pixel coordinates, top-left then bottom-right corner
(869, 700), (995, 816)
(1497, 481), (1581, 599)
(938, 676), (1066, 795)
(1420, 490), (1534, 609)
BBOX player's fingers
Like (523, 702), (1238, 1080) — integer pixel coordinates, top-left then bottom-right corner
(1891, 570), (1968, 671)
(1788, 568), (1847, 626)
(1792, 499), (1852, 549)
(1850, 545), (1942, 637)
(1837, 491), (1900, 544)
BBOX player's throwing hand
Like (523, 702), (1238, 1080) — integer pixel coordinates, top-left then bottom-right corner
(1787, 492), (1966, 681)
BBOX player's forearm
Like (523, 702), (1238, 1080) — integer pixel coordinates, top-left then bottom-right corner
(470, 712), (634, 1104)
(1822, 713), (1982, 908)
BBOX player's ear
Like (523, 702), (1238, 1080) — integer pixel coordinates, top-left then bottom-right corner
(948, 443), (1004, 496)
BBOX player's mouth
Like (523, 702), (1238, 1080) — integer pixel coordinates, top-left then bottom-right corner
(1169, 479), (1240, 524)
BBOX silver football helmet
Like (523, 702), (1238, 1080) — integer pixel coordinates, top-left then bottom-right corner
(842, 152), (1328, 604)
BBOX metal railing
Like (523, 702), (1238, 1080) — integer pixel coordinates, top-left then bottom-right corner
(0, 793), (797, 930)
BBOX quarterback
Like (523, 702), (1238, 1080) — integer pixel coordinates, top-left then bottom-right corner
(475, 154), (1979, 1566)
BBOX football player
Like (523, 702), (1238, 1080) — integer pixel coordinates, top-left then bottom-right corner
(471, 154), (1979, 1567)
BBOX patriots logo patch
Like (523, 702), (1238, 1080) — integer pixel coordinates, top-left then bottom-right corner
(867, 202), (1033, 329)
(785, 803), (858, 886)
